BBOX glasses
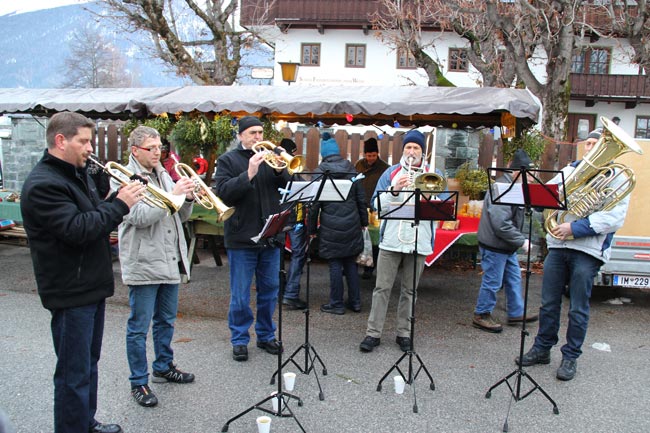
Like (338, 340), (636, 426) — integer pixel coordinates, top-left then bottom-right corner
(135, 145), (162, 153)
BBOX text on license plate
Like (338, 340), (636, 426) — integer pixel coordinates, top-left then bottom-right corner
(613, 275), (650, 288)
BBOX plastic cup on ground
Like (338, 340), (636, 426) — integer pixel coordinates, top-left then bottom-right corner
(270, 391), (280, 412)
(394, 375), (405, 394)
(256, 415), (271, 433)
(283, 371), (296, 391)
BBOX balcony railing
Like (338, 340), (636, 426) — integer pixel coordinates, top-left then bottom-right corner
(570, 73), (650, 100)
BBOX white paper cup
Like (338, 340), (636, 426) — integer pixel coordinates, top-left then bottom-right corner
(283, 371), (296, 391)
(256, 415), (272, 433)
(394, 375), (405, 394)
(270, 391), (280, 413)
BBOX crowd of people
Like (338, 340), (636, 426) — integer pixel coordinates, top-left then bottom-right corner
(18, 112), (630, 432)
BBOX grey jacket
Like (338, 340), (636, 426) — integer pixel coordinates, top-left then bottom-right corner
(112, 154), (193, 285)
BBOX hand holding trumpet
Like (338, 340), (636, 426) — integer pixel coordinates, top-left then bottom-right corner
(116, 182), (146, 209)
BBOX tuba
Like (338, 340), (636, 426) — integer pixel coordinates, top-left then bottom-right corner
(174, 162), (234, 222)
(543, 116), (643, 239)
(87, 155), (186, 215)
(251, 141), (304, 175)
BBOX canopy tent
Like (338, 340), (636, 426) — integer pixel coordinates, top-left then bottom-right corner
(0, 86), (539, 128)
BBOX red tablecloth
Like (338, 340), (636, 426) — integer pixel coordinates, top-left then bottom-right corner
(426, 216), (480, 265)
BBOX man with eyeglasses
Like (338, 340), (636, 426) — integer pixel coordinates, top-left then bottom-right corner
(111, 126), (197, 407)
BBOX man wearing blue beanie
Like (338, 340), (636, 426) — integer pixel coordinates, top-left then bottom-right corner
(360, 129), (441, 353)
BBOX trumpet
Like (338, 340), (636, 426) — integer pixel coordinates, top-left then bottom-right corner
(252, 140), (304, 175)
(87, 155), (185, 215)
(174, 162), (234, 222)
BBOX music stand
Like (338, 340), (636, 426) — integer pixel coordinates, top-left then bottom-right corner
(270, 171), (356, 400)
(484, 166), (566, 432)
(375, 188), (458, 413)
(221, 207), (305, 433)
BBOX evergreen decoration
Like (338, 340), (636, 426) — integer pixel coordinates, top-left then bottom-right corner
(456, 161), (489, 200)
(503, 129), (547, 167)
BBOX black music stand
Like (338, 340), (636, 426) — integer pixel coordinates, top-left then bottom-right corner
(221, 208), (305, 432)
(270, 171), (356, 400)
(484, 166), (566, 432)
(375, 188), (458, 413)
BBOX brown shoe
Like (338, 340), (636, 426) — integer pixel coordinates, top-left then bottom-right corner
(472, 313), (503, 333)
(507, 314), (539, 325)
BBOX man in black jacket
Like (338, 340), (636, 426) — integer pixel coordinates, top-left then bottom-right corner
(213, 116), (291, 362)
(21, 112), (143, 433)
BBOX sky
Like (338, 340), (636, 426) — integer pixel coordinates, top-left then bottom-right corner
(0, 0), (89, 17)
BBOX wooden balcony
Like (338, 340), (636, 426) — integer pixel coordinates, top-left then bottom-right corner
(570, 73), (650, 108)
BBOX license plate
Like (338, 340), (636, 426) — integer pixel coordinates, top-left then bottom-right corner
(613, 274), (650, 288)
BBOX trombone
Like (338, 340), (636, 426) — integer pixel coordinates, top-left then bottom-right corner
(251, 140), (304, 175)
(174, 162), (235, 222)
(87, 155), (185, 215)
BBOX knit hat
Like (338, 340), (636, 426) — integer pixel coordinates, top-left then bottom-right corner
(509, 149), (533, 169)
(320, 137), (339, 158)
(238, 116), (263, 133)
(587, 129), (602, 140)
(280, 138), (297, 155)
(364, 137), (379, 153)
(321, 132), (332, 140)
(402, 130), (425, 151)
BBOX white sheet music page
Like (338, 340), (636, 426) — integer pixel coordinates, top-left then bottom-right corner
(493, 182), (525, 205)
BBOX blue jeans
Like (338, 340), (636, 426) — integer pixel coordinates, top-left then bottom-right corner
(328, 255), (360, 309)
(533, 248), (601, 360)
(474, 247), (524, 318)
(126, 283), (178, 386)
(227, 247), (279, 346)
(285, 225), (307, 300)
(50, 300), (105, 433)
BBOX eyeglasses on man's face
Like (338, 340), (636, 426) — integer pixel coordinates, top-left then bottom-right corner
(135, 145), (162, 153)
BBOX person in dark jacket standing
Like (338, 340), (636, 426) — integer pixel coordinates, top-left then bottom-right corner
(310, 133), (369, 315)
(472, 149), (539, 333)
(214, 116), (291, 362)
(20, 111), (144, 433)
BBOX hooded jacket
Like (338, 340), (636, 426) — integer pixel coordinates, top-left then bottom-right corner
(214, 143), (291, 249)
(21, 150), (130, 310)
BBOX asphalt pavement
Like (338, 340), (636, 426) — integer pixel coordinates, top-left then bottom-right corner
(1, 242), (649, 433)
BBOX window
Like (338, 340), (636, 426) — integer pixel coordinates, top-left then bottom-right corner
(571, 48), (610, 74)
(397, 48), (417, 69)
(635, 116), (650, 139)
(301, 43), (320, 66)
(448, 48), (468, 72)
(346, 44), (366, 68)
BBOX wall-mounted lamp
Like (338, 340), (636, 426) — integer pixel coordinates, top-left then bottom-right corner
(278, 61), (300, 85)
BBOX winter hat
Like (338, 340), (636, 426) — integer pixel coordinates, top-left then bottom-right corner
(321, 132), (332, 140)
(402, 130), (425, 151)
(509, 149), (533, 169)
(238, 116), (263, 133)
(320, 137), (339, 158)
(364, 137), (379, 153)
(587, 129), (602, 140)
(280, 138), (297, 155)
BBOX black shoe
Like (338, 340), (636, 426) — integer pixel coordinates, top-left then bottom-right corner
(152, 362), (195, 384)
(515, 347), (551, 367)
(345, 303), (361, 313)
(320, 303), (345, 315)
(90, 423), (123, 433)
(282, 297), (307, 310)
(131, 384), (158, 408)
(396, 336), (412, 352)
(257, 339), (282, 355)
(359, 336), (381, 352)
(232, 345), (248, 361)
(556, 358), (577, 381)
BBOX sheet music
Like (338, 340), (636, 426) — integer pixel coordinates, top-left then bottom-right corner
(285, 179), (352, 202)
(384, 202), (415, 219)
(493, 182), (525, 205)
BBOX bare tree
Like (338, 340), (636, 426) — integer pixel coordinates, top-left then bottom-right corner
(98, 0), (275, 86)
(60, 26), (136, 88)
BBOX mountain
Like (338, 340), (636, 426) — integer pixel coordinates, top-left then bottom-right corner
(0, 2), (273, 88)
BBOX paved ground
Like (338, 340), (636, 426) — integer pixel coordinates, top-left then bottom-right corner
(1, 242), (649, 433)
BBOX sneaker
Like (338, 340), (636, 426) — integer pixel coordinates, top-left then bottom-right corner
(89, 423), (123, 433)
(152, 362), (195, 384)
(345, 303), (361, 313)
(396, 336), (412, 352)
(131, 384), (158, 407)
(507, 314), (539, 325)
(232, 345), (248, 361)
(320, 303), (345, 315)
(257, 339), (282, 355)
(472, 313), (503, 333)
(359, 336), (381, 352)
(556, 358), (577, 381)
(515, 346), (551, 367)
(282, 297), (307, 310)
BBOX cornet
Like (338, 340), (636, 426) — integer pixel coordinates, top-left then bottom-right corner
(251, 140), (304, 175)
(87, 155), (185, 215)
(174, 162), (234, 222)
